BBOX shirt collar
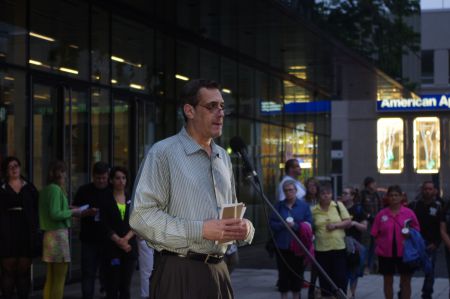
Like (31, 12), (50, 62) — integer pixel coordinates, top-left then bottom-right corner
(178, 127), (221, 158)
(311, 200), (337, 211)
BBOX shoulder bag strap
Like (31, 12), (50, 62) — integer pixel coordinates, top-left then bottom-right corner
(335, 201), (342, 221)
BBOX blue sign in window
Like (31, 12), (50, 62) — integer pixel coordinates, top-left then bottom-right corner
(260, 100), (331, 115)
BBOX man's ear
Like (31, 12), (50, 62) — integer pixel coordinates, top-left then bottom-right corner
(183, 104), (195, 120)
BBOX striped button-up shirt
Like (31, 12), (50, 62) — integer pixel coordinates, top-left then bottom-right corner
(130, 127), (254, 255)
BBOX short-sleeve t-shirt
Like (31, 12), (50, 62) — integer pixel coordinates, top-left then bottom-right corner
(312, 201), (350, 252)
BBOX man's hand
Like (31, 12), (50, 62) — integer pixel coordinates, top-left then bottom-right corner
(202, 218), (251, 242)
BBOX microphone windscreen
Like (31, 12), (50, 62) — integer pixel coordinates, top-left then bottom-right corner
(229, 136), (247, 154)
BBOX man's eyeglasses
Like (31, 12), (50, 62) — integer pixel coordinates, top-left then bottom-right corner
(196, 102), (226, 114)
(283, 188), (296, 193)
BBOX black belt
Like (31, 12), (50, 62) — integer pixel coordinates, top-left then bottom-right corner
(160, 250), (224, 264)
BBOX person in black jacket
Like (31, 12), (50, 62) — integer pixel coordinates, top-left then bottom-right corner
(72, 161), (111, 299)
(409, 181), (442, 299)
(0, 156), (39, 299)
(101, 166), (137, 299)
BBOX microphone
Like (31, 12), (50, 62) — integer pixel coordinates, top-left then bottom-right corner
(229, 136), (258, 179)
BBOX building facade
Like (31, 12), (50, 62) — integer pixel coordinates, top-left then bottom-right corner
(338, 8), (450, 200)
(0, 0), (415, 283)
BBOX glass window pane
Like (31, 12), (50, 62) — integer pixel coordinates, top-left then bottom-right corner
(377, 118), (404, 174)
(137, 101), (155, 162)
(221, 57), (237, 111)
(0, 69), (26, 169)
(112, 16), (153, 93)
(30, 0), (89, 79)
(155, 33), (169, 97)
(200, 49), (219, 82)
(91, 7), (110, 85)
(414, 117), (440, 173)
(0, 0), (26, 65)
(175, 41), (198, 96)
(33, 84), (59, 189)
(421, 50), (434, 84)
(238, 65), (255, 116)
(65, 89), (89, 192)
(260, 123), (283, 198)
(92, 88), (111, 164)
(284, 122), (316, 180)
(113, 97), (130, 169)
(255, 71), (269, 115)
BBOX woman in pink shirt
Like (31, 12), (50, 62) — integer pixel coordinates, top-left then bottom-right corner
(371, 185), (420, 299)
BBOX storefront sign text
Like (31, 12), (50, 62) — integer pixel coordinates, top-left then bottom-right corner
(377, 94), (450, 112)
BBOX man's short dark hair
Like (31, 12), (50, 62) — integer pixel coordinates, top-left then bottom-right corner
(284, 159), (299, 174)
(363, 176), (375, 188)
(422, 180), (434, 188)
(180, 79), (220, 122)
(93, 161), (109, 175)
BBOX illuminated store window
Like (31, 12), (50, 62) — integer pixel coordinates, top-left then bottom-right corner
(260, 123), (283, 193)
(284, 123), (316, 179)
(413, 117), (440, 174)
(377, 118), (404, 174)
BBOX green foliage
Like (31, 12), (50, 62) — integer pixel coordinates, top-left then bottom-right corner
(314, 0), (420, 80)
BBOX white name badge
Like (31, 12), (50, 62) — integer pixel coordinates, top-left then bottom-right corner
(429, 207), (437, 216)
(381, 215), (388, 222)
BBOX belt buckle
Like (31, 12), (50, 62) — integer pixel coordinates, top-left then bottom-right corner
(204, 253), (212, 264)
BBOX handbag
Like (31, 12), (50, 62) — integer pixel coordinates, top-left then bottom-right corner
(335, 202), (361, 267)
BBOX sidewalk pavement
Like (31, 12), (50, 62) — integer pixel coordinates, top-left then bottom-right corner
(29, 243), (450, 298)
(31, 268), (450, 299)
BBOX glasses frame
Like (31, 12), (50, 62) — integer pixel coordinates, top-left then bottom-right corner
(195, 102), (226, 114)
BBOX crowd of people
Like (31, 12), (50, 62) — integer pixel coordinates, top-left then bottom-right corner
(0, 158), (153, 299)
(0, 79), (254, 299)
(269, 159), (450, 299)
(2, 78), (450, 299)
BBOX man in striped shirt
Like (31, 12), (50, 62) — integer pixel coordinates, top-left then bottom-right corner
(130, 79), (255, 299)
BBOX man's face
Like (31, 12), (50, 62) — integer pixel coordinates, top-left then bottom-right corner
(368, 181), (377, 191)
(288, 161), (302, 177)
(93, 172), (109, 189)
(422, 183), (435, 200)
(188, 87), (224, 140)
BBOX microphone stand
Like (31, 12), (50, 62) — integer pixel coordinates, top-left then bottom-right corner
(238, 159), (348, 299)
